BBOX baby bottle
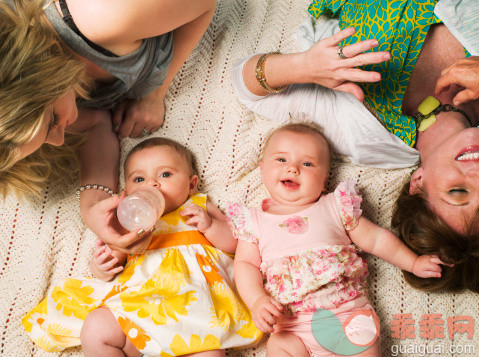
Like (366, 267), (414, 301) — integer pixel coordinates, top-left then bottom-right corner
(117, 186), (165, 231)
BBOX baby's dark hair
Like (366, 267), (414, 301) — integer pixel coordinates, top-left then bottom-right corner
(125, 137), (196, 176)
(262, 122), (331, 165)
(392, 182), (479, 293)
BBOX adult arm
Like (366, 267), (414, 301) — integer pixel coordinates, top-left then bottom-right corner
(67, 0), (217, 138)
(112, 0), (217, 137)
(71, 109), (153, 254)
(435, 56), (479, 106)
(240, 27), (389, 101)
(232, 54), (421, 169)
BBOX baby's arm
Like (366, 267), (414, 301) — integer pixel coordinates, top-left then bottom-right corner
(180, 201), (237, 254)
(89, 239), (128, 282)
(349, 218), (449, 278)
(235, 240), (283, 333)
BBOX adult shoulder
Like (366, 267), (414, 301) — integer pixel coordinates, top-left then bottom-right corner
(66, 0), (214, 53)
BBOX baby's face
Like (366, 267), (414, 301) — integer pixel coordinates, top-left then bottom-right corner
(125, 146), (197, 214)
(261, 130), (330, 207)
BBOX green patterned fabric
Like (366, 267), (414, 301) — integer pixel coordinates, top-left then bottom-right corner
(308, 0), (441, 147)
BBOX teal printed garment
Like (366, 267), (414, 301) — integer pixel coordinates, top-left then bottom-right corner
(308, 0), (441, 147)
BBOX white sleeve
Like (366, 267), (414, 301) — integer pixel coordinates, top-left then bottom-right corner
(435, 0), (479, 56)
(231, 54), (420, 169)
(231, 54), (352, 157)
(231, 54), (319, 124)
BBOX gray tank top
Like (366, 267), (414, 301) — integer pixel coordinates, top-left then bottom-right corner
(43, 1), (174, 109)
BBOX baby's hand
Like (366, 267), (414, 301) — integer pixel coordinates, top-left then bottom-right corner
(251, 295), (284, 333)
(180, 204), (212, 233)
(412, 255), (453, 279)
(91, 239), (124, 281)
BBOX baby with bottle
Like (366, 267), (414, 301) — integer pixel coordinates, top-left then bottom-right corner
(23, 137), (261, 356)
(228, 123), (449, 356)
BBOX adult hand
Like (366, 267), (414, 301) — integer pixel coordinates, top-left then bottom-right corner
(113, 92), (165, 138)
(302, 27), (390, 102)
(83, 191), (154, 254)
(435, 56), (479, 106)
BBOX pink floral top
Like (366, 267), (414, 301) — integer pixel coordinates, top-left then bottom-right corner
(227, 180), (368, 314)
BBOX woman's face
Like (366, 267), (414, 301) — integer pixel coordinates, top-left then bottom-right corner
(17, 90), (78, 160)
(412, 125), (479, 234)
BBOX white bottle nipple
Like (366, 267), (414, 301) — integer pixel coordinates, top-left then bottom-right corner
(117, 186), (165, 232)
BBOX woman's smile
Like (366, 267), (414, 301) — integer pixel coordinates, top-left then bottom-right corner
(455, 146), (479, 161)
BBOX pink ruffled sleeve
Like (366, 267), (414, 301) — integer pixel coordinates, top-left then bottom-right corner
(225, 203), (259, 245)
(334, 180), (363, 231)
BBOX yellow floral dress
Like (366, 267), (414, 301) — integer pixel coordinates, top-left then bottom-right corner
(22, 193), (262, 356)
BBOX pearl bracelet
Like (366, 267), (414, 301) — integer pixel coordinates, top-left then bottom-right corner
(76, 184), (115, 201)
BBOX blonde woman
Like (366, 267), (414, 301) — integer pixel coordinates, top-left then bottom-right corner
(0, 0), (216, 252)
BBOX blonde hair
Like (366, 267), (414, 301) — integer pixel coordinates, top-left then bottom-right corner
(0, 0), (88, 198)
(125, 137), (197, 176)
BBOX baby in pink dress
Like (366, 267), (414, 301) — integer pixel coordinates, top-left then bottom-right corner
(227, 123), (449, 356)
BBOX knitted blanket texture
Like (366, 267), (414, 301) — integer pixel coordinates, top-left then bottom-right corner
(1, 0), (477, 355)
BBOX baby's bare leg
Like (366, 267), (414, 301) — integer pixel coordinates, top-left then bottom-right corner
(80, 307), (141, 357)
(266, 332), (309, 357)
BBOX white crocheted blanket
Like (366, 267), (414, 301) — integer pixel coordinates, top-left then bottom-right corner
(1, 0), (477, 355)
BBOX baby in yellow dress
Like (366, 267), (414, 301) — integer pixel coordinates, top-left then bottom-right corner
(22, 137), (261, 356)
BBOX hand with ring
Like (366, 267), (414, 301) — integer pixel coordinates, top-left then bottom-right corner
(112, 91), (165, 138)
(141, 128), (151, 137)
(301, 27), (391, 102)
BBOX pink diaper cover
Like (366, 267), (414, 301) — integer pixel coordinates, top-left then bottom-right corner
(274, 298), (381, 356)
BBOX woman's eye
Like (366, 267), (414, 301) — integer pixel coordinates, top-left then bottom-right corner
(448, 188), (468, 195)
(160, 172), (171, 178)
(49, 112), (61, 130)
(133, 177), (145, 183)
(276, 158), (286, 162)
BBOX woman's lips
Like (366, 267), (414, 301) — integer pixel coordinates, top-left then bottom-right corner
(455, 145), (479, 161)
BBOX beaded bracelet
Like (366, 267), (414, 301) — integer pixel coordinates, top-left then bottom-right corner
(412, 96), (472, 132)
(255, 52), (288, 93)
(76, 184), (115, 201)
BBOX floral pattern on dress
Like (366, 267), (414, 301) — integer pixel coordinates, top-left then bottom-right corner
(260, 244), (367, 314)
(279, 216), (309, 234)
(334, 180), (362, 231)
(51, 279), (97, 320)
(22, 193), (261, 354)
(118, 316), (151, 350)
(225, 203), (259, 244)
(164, 334), (221, 356)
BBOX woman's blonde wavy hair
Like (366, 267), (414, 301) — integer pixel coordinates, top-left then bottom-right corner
(0, 0), (88, 199)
